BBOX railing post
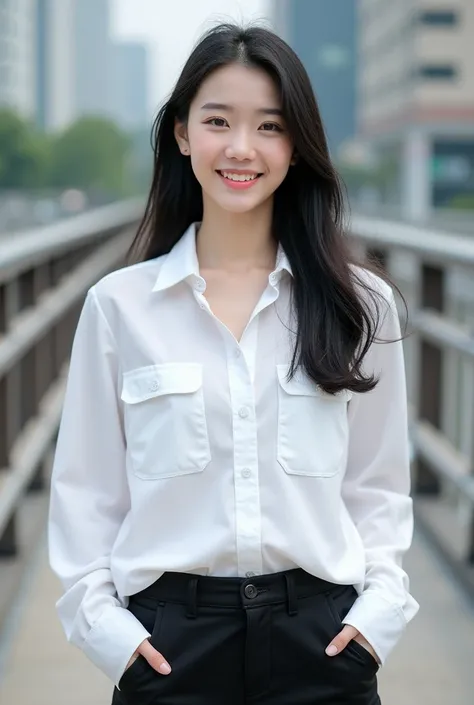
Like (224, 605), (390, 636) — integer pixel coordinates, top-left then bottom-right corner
(34, 263), (54, 401)
(29, 443), (55, 494)
(28, 463), (45, 492)
(0, 282), (4, 333)
(415, 264), (445, 495)
(1, 280), (21, 556)
(0, 515), (17, 556)
(4, 281), (23, 465)
(0, 378), (6, 471)
(0, 284), (7, 471)
(467, 357), (474, 565)
(468, 517), (474, 565)
(19, 270), (38, 427)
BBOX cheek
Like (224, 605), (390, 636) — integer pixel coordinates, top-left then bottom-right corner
(263, 137), (293, 169)
(188, 129), (221, 170)
(266, 144), (293, 180)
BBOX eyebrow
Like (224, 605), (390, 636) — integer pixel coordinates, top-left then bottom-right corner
(200, 102), (283, 116)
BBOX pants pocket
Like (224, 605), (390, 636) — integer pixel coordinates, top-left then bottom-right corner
(325, 588), (380, 671)
(117, 601), (166, 701)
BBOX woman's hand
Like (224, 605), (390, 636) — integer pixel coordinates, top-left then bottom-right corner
(325, 625), (380, 663)
(125, 638), (172, 675)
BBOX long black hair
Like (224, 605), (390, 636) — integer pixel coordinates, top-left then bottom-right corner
(128, 23), (405, 395)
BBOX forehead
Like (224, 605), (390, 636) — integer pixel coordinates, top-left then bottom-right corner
(192, 63), (281, 110)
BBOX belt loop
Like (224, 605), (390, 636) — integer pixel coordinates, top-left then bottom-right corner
(284, 573), (298, 616)
(186, 577), (199, 619)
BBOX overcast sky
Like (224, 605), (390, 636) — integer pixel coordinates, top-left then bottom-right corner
(112, 0), (272, 115)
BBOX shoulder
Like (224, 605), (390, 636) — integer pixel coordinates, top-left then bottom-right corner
(89, 255), (167, 305)
(83, 254), (168, 328)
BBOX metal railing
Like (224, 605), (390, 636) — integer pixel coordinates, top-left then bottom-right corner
(0, 199), (144, 563)
(351, 214), (474, 594)
(0, 202), (473, 604)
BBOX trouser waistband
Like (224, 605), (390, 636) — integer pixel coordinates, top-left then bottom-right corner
(130, 568), (341, 618)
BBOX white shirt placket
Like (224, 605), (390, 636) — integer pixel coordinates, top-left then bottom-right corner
(227, 321), (262, 577)
(227, 277), (283, 576)
(192, 273), (283, 577)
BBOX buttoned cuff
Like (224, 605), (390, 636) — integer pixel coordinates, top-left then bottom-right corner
(82, 604), (151, 686)
(341, 591), (411, 665)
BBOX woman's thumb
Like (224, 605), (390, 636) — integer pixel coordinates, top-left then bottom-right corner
(138, 638), (172, 675)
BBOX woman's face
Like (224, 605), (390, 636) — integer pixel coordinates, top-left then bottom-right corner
(175, 63), (294, 215)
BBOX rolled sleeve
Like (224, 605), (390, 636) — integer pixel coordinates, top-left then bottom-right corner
(341, 283), (420, 663)
(80, 604), (151, 685)
(341, 591), (408, 664)
(48, 287), (148, 686)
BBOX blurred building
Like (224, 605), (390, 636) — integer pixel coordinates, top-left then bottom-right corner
(358, 0), (474, 216)
(0, 0), (37, 119)
(73, 0), (115, 120)
(272, 0), (357, 157)
(112, 42), (150, 132)
(36, 0), (75, 132)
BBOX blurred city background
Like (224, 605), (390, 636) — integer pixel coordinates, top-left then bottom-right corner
(0, 0), (474, 703)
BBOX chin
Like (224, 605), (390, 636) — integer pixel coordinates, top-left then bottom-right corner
(221, 202), (261, 214)
(211, 192), (273, 215)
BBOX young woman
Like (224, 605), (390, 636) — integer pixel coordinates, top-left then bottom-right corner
(48, 23), (419, 705)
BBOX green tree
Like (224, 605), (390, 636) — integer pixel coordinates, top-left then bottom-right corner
(0, 109), (50, 189)
(50, 116), (131, 196)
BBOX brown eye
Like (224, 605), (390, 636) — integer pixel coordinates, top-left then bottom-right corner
(206, 117), (228, 127)
(260, 122), (284, 132)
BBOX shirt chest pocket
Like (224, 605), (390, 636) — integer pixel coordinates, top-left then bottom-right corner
(276, 365), (353, 478)
(121, 363), (211, 480)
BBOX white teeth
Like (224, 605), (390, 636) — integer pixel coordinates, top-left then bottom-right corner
(221, 172), (258, 182)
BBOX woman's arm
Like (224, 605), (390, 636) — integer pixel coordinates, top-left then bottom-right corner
(48, 288), (150, 686)
(340, 284), (420, 664)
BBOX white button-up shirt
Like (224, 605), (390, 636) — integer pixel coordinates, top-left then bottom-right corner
(48, 223), (419, 686)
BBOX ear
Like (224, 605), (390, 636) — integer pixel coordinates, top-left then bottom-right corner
(290, 151), (298, 166)
(174, 119), (190, 155)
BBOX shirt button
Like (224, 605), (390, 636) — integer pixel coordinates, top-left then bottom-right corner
(149, 379), (160, 392)
(241, 468), (251, 478)
(269, 273), (277, 284)
(194, 279), (206, 292)
(238, 406), (250, 419)
(234, 348), (242, 358)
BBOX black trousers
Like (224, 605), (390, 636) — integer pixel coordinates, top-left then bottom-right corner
(112, 568), (381, 705)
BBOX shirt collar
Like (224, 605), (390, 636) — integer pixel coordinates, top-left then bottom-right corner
(274, 244), (292, 279)
(152, 223), (200, 293)
(152, 222), (293, 293)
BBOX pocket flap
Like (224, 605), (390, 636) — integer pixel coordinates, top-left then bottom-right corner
(276, 364), (353, 402)
(121, 363), (203, 404)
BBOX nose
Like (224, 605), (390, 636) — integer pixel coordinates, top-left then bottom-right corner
(224, 130), (256, 161)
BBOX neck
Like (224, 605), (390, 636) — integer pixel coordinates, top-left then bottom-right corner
(196, 199), (276, 272)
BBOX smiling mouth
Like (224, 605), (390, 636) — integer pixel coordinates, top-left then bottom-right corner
(216, 170), (263, 182)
